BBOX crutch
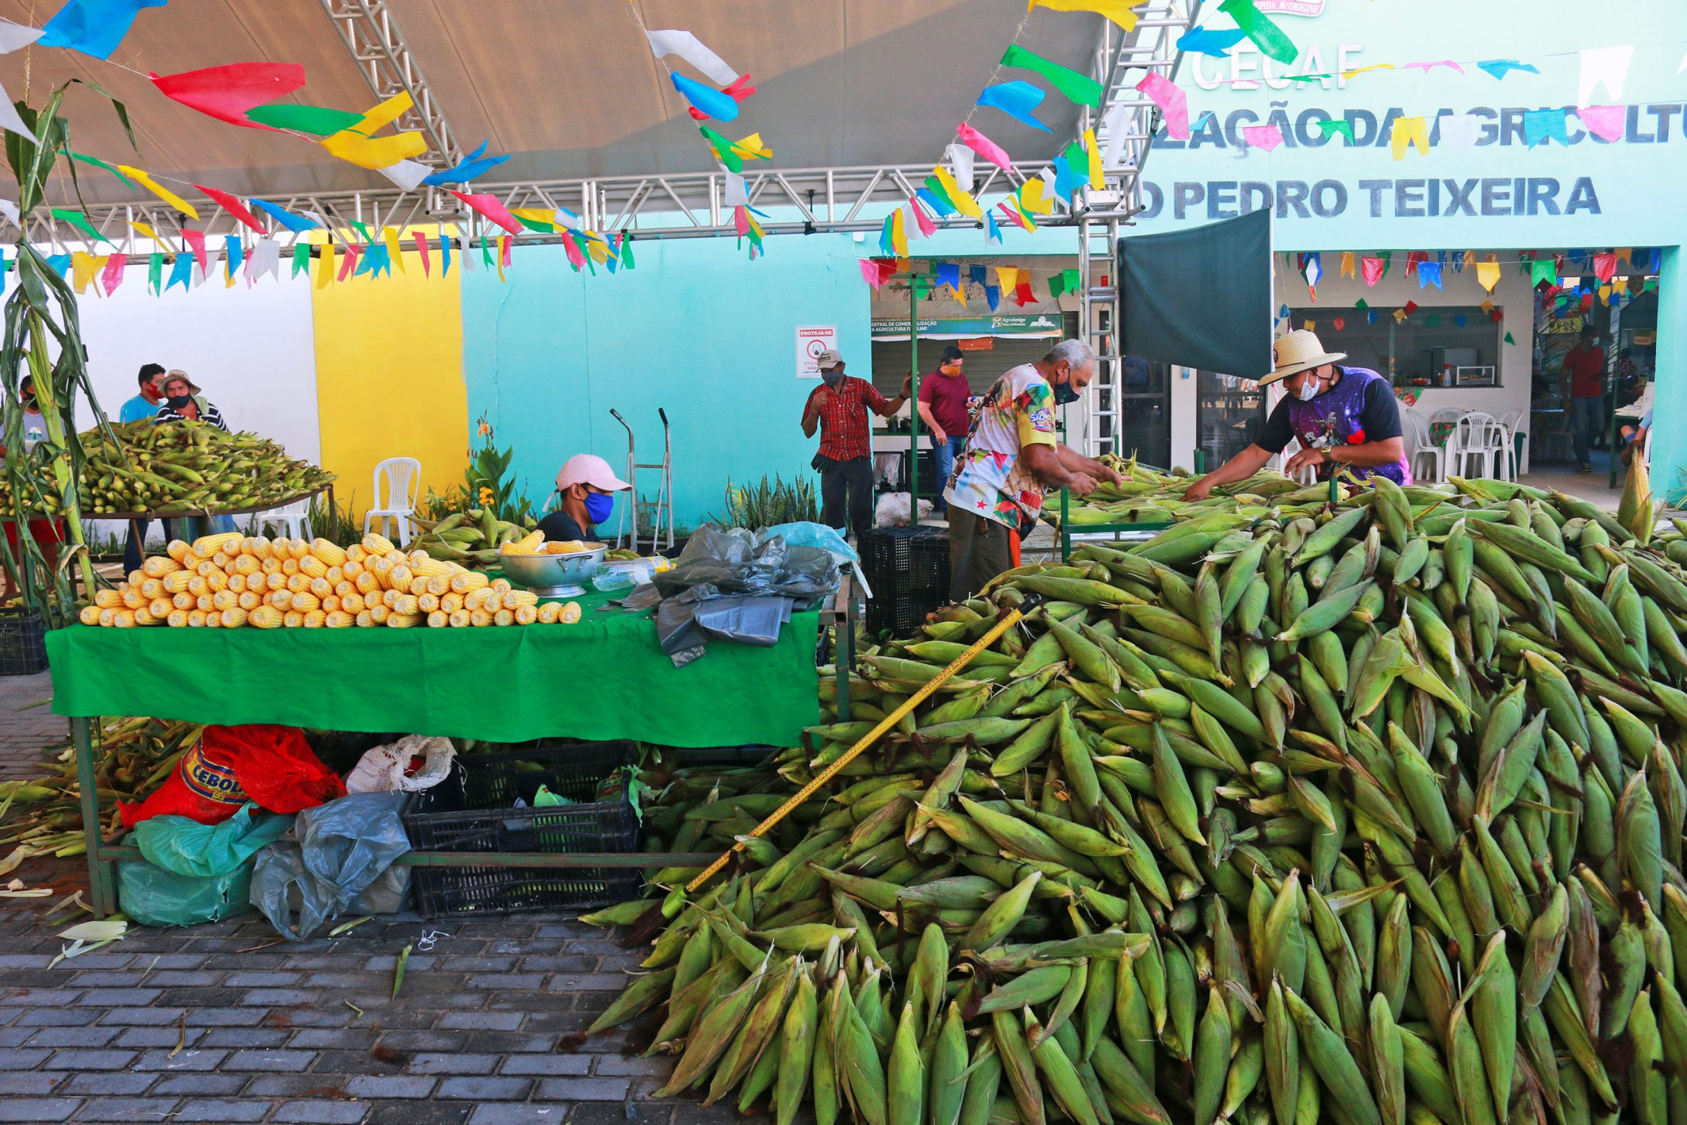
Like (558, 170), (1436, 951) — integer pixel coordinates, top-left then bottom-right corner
(609, 409), (637, 550)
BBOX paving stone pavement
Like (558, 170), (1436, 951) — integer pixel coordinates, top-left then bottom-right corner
(0, 883), (783, 1124)
(0, 670), (66, 782)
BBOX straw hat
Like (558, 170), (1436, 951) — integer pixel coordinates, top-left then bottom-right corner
(1259, 330), (1346, 386)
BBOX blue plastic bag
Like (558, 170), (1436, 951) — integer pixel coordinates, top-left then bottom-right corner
(118, 861), (254, 927)
(759, 521), (859, 564)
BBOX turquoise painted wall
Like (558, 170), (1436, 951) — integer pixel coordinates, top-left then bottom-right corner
(462, 235), (877, 531)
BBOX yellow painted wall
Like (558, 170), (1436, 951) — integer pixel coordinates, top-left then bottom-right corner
(310, 237), (468, 523)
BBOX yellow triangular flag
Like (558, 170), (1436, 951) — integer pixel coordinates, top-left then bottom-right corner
(1342, 63), (1395, 80)
(1303, 320), (1316, 332)
(118, 166), (198, 220)
(508, 208), (555, 230)
(586, 237), (609, 264)
(70, 251), (100, 294)
(1598, 284), (1611, 304)
(1340, 251), (1356, 278)
(891, 208), (908, 257)
(1462, 250), (1476, 271)
(128, 220), (160, 242)
(1028, 0), (1141, 31)
(1018, 178), (1052, 215)
(895, 257), (914, 274)
(321, 129), (427, 170)
(1393, 308), (1407, 323)
(351, 91), (413, 135)
(1476, 255), (1501, 293)
(996, 266), (1020, 291)
(730, 133), (773, 161)
(383, 226), (406, 273)
(931, 166), (982, 218)
(1612, 276), (1628, 294)
(316, 240), (335, 289)
(1083, 128), (1104, 191)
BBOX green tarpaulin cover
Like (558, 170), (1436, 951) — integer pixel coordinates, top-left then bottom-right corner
(47, 589), (819, 748)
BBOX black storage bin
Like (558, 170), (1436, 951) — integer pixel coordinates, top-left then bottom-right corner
(860, 525), (951, 637)
(0, 610), (48, 675)
(401, 740), (641, 917)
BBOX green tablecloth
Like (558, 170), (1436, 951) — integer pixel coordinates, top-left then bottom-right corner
(46, 588), (819, 747)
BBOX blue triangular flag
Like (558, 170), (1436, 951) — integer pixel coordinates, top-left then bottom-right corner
(440, 235), (452, 277)
(39, 0), (166, 61)
(916, 187), (957, 218)
(223, 235), (243, 280)
(985, 284), (1000, 311)
(880, 212), (896, 256)
(1418, 262), (1443, 290)
(1177, 26), (1247, 57)
(45, 253), (71, 277)
(976, 81), (1050, 131)
(1454, 313), (1468, 327)
(986, 212), (1001, 244)
(968, 265), (987, 287)
(1051, 156), (1085, 201)
(935, 261), (960, 291)
(420, 139), (512, 187)
(1523, 108), (1570, 148)
(248, 198), (318, 233)
(164, 251), (192, 293)
(1477, 59), (1539, 81)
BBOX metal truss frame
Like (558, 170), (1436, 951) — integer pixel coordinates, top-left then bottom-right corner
(21, 4), (1193, 255)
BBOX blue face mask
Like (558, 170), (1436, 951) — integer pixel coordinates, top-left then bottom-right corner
(1053, 379), (1080, 406)
(584, 491), (614, 526)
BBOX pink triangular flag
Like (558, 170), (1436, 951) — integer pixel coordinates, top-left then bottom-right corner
(180, 230), (208, 274)
(908, 196), (937, 238)
(338, 243), (360, 282)
(859, 259), (885, 290)
(1241, 124), (1284, 152)
(1361, 256), (1385, 287)
(500, 235), (512, 269)
(1578, 105), (1625, 142)
(1400, 60), (1463, 74)
(413, 231), (431, 277)
(559, 230), (586, 270)
(192, 184), (265, 234)
(955, 122), (1011, 171)
(449, 191), (522, 235)
(100, 253), (124, 296)
(733, 206), (751, 237)
(1592, 252), (1617, 283)
(1135, 73), (1189, 140)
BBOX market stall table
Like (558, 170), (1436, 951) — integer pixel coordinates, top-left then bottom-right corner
(47, 584), (820, 914)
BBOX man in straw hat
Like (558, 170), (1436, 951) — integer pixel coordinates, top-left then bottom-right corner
(1183, 329), (1410, 502)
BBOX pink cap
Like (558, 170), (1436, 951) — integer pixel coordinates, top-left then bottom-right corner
(556, 454), (630, 493)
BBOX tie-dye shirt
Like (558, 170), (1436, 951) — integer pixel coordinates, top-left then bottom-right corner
(942, 363), (1059, 528)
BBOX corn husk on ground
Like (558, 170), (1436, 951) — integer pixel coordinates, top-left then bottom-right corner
(589, 471), (1687, 1125)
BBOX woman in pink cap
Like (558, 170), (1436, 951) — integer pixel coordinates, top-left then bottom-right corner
(538, 454), (632, 543)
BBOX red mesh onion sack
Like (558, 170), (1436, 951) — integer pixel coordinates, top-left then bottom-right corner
(121, 724), (345, 829)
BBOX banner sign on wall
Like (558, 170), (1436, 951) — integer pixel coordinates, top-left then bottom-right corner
(796, 324), (838, 379)
(870, 314), (1062, 338)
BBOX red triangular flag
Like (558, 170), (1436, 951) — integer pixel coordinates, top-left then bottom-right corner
(180, 230), (208, 274)
(413, 231), (431, 277)
(1014, 280), (1034, 306)
(559, 230), (585, 271)
(192, 185), (265, 234)
(151, 64), (306, 131)
(1332, 317), (1346, 331)
(1361, 256), (1385, 287)
(1404, 300), (1419, 315)
(1592, 252), (1616, 283)
(338, 243), (361, 282)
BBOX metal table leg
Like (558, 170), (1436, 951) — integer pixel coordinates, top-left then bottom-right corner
(72, 717), (117, 917)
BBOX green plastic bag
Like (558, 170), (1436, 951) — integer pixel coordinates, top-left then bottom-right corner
(131, 802), (294, 878)
(118, 859), (254, 927)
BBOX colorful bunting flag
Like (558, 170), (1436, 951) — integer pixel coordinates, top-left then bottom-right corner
(166, 249), (193, 293)
(290, 242), (308, 279)
(984, 284), (1000, 310)
(1390, 116), (1430, 159)
(1217, 0), (1296, 64)
(1014, 280), (1035, 306)
(1339, 252), (1355, 278)
(1136, 72), (1188, 140)
(68, 152), (134, 186)
(1418, 262), (1443, 290)
(222, 234), (243, 281)
(315, 241), (335, 289)
(180, 229), (207, 274)
(1028, 0), (1143, 31)
(985, 211), (1002, 244)
(1522, 108), (1570, 148)
(245, 104), (361, 134)
(151, 63), (304, 131)
(320, 92), (427, 170)
(49, 208), (108, 245)
(977, 82), (1051, 131)
(955, 123), (1012, 171)
(1361, 256), (1385, 287)
(148, 251), (163, 293)
(644, 29), (739, 85)
(70, 251), (100, 294)
(247, 238), (280, 284)
(248, 198), (317, 233)
(906, 197), (935, 238)
(1000, 44), (1102, 106)
(931, 166), (982, 218)
(40, 0), (166, 60)
(1177, 27), (1246, 57)
(193, 185), (264, 233)
(1313, 119), (1354, 144)
(1476, 59), (1538, 81)
(450, 191), (523, 235)
(1531, 258), (1557, 287)
(1476, 255), (1501, 293)
(670, 72), (741, 122)
(421, 139), (511, 186)
(1578, 46), (1632, 106)
(1592, 252), (1616, 282)
(1241, 124), (1283, 152)
(120, 166), (199, 219)
(440, 233), (452, 276)
(383, 227), (406, 274)
(1579, 105), (1625, 142)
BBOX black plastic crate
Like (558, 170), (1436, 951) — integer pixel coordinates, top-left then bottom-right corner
(401, 740), (642, 917)
(861, 525), (951, 637)
(0, 610), (47, 676)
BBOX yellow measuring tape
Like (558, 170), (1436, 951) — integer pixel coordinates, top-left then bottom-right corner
(686, 603), (1031, 893)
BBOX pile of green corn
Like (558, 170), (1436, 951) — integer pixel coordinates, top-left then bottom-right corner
(587, 471), (1687, 1125)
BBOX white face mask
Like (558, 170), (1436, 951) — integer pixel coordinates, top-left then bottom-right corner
(1295, 374), (1321, 402)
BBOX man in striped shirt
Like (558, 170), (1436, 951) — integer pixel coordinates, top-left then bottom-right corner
(154, 370), (228, 431)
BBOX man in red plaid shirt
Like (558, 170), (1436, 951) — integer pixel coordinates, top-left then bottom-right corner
(801, 349), (911, 542)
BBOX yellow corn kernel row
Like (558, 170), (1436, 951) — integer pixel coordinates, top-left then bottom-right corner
(501, 529), (546, 555)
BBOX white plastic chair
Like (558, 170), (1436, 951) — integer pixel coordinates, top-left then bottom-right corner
(1403, 409), (1444, 485)
(365, 457), (421, 544)
(1449, 412), (1509, 480)
(1497, 410), (1526, 478)
(1430, 408), (1463, 428)
(256, 497), (312, 542)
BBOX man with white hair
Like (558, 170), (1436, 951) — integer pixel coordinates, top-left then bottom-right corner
(942, 339), (1123, 598)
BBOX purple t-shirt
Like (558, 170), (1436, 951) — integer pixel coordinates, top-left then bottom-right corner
(1257, 365), (1411, 485)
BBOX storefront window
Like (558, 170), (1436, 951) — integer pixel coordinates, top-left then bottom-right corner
(1290, 306), (1503, 391)
(1196, 371), (1266, 471)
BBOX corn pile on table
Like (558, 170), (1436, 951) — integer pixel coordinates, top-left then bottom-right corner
(48, 583), (820, 914)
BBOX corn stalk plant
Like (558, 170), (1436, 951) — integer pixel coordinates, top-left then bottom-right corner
(0, 83), (135, 626)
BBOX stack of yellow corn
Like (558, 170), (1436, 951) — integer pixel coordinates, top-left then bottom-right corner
(500, 529), (546, 555)
(79, 532), (584, 629)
